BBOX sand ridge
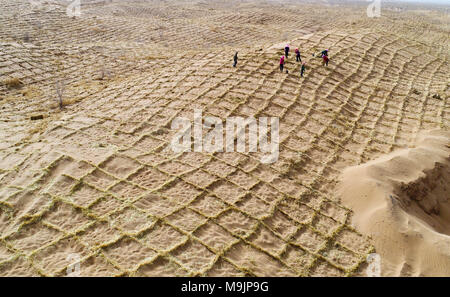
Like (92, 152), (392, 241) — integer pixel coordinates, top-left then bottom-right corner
(339, 130), (450, 276)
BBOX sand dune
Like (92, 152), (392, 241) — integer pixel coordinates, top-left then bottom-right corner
(339, 130), (450, 276)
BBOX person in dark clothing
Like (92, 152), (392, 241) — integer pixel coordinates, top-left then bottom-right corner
(284, 44), (290, 58)
(300, 62), (306, 77)
(233, 52), (238, 67)
(295, 48), (301, 62)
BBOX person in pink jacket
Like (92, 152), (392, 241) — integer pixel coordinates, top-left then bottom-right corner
(280, 55), (285, 72)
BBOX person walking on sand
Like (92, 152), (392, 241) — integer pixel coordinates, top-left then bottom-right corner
(322, 54), (329, 66)
(295, 48), (301, 62)
(285, 44), (290, 58)
(233, 52), (238, 67)
(300, 62), (306, 77)
(280, 55), (285, 72)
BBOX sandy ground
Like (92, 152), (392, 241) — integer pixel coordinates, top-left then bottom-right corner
(339, 130), (450, 276)
(0, 0), (449, 276)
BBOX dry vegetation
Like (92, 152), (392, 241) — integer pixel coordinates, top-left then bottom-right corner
(2, 77), (23, 89)
(0, 0), (448, 277)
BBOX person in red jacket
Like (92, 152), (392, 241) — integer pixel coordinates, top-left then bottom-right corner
(280, 55), (285, 72)
(322, 54), (329, 66)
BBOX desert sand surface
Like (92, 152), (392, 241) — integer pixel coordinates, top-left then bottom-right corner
(339, 130), (450, 276)
(0, 0), (449, 276)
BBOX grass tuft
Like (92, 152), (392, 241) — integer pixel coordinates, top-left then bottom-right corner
(2, 77), (24, 89)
